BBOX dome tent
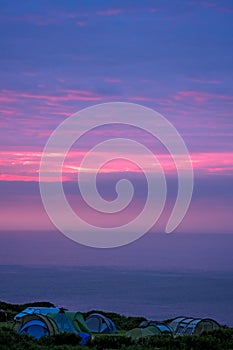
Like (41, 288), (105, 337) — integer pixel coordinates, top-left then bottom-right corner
(139, 320), (173, 335)
(49, 310), (90, 334)
(167, 316), (220, 336)
(48, 309), (91, 344)
(85, 313), (117, 334)
(14, 313), (59, 339)
(14, 309), (91, 344)
(126, 325), (161, 341)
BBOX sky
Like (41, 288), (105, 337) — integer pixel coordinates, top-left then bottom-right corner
(0, 0), (233, 262)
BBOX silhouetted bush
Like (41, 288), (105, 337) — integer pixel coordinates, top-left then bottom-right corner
(0, 326), (233, 350)
(39, 332), (83, 346)
(91, 334), (133, 349)
(0, 300), (55, 321)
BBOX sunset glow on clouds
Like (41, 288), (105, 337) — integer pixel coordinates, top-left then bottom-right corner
(0, 150), (233, 181)
(0, 0), (232, 235)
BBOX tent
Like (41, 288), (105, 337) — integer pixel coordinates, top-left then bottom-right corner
(139, 320), (173, 335)
(126, 325), (161, 341)
(14, 306), (60, 320)
(49, 310), (91, 335)
(85, 313), (117, 334)
(167, 316), (220, 336)
(14, 314), (59, 339)
(14, 311), (91, 344)
(48, 310), (91, 344)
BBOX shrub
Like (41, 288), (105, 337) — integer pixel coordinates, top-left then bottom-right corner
(91, 334), (133, 349)
(39, 332), (83, 346)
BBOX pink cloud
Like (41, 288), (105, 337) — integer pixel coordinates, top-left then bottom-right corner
(0, 89), (105, 105)
(76, 21), (87, 27)
(104, 77), (122, 83)
(0, 13), (86, 27)
(201, 1), (233, 12)
(1, 150), (233, 181)
(148, 8), (160, 13)
(22, 15), (57, 26)
(0, 92), (17, 103)
(0, 108), (17, 116)
(22, 71), (39, 77)
(96, 7), (161, 18)
(97, 9), (123, 16)
(173, 90), (233, 103)
(128, 96), (154, 102)
(140, 79), (152, 83)
(188, 77), (221, 84)
(189, 1), (233, 13)
(200, 1), (218, 8)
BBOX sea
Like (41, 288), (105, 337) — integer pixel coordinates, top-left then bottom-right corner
(0, 266), (233, 326)
(0, 232), (232, 326)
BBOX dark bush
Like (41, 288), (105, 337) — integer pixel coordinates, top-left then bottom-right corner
(0, 300), (55, 312)
(39, 332), (83, 346)
(0, 310), (7, 322)
(91, 334), (133, 349)
(0, 326), (233, 350)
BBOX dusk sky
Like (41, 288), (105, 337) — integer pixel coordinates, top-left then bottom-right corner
(0, 0), (233, 262)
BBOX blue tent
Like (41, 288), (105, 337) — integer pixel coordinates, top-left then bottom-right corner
(14, 307), (60, 320)
(167, 316), (220, 336)
(14, 314), (59, 339)
(14, 311), (91, 345)
(85, 313), (117, 334)
(139, 320), (173, 335)
(19, 319), (51, 339)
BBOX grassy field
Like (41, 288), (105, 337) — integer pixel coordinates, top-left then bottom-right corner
(0, 301), (232, 350)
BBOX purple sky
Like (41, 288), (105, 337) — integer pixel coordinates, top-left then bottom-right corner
(0, 1), (233, 266)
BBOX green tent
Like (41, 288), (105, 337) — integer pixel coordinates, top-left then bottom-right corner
(126, 325), (161, 341)
(48, 311), (91, 335)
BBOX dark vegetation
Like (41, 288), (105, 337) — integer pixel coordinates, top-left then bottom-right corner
(0, 301), (232, 350)
(0, 300), (54, 321)
(1, 326), (233, 350)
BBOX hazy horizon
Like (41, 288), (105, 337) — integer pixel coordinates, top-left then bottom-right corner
(0, 231), (232, 272)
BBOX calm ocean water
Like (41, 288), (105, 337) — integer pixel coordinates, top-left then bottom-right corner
(0, 265), (232, 326)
